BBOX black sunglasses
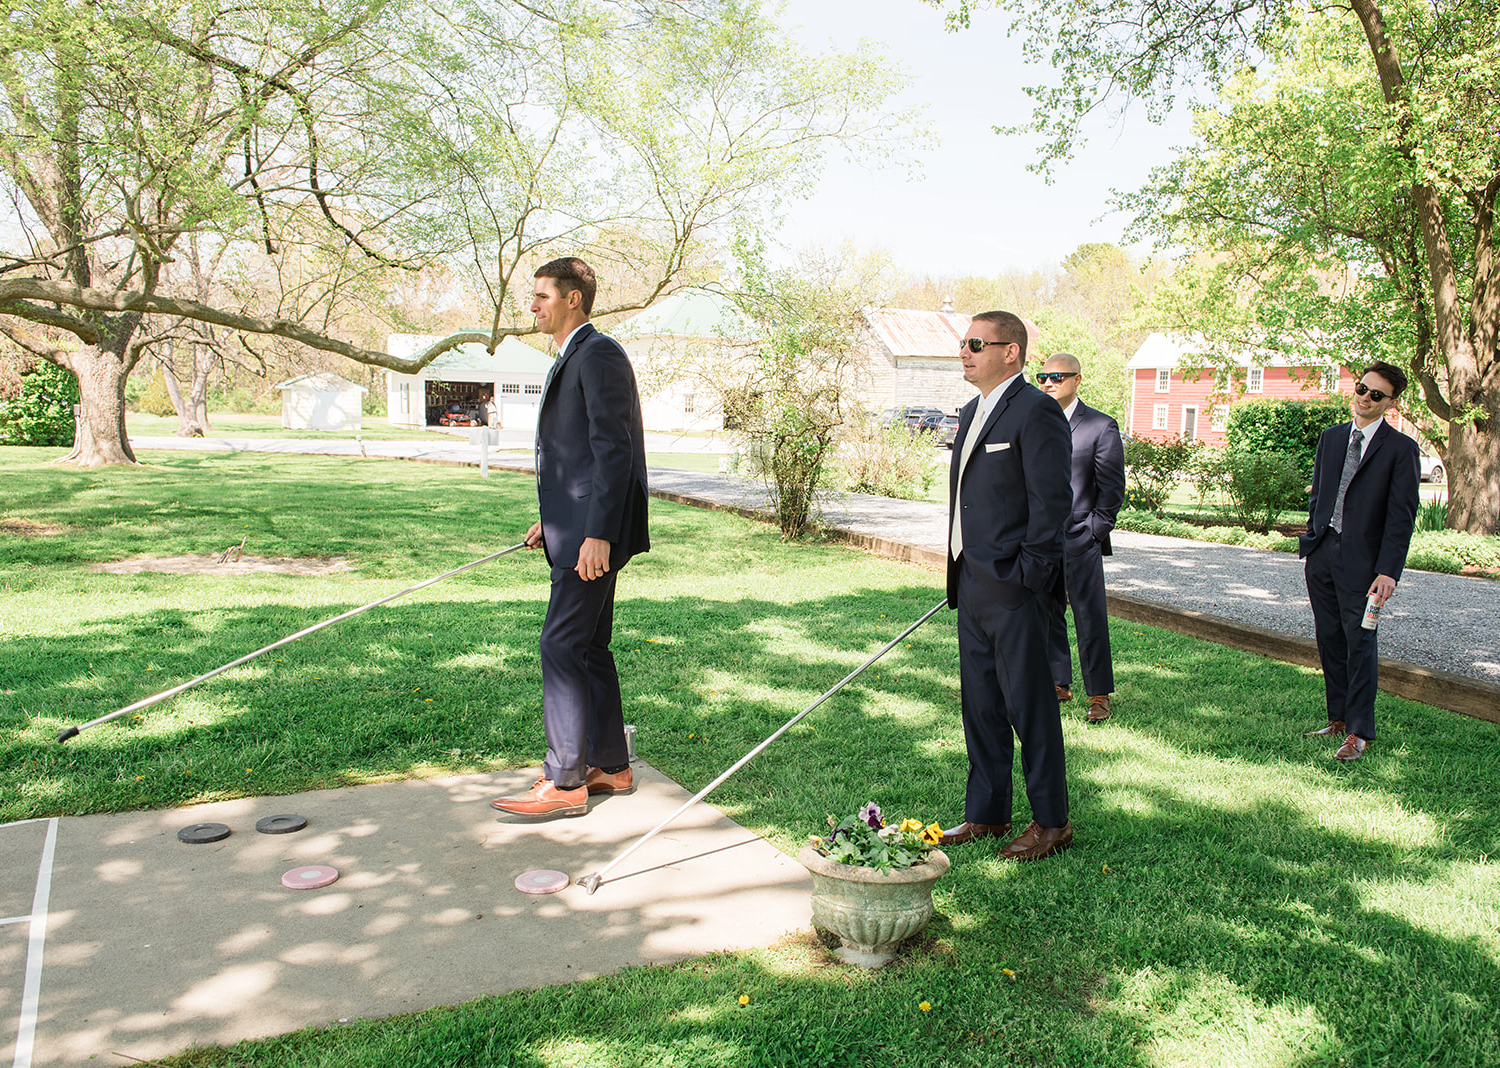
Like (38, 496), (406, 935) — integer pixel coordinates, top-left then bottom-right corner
(1035, 372), (1079, 384)
(960, 338), (1015, 354)
(1354, 382), (1389, 402)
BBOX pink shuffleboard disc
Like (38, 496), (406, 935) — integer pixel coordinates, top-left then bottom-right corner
(514, 869), (569, 894)
(282, 865), (339, 889)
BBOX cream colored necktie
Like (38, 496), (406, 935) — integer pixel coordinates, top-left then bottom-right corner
(950, 397), (991, 559)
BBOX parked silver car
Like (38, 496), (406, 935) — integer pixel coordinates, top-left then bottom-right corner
(1418, 449), (1445, 483)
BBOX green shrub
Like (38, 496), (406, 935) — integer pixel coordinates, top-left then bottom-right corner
(1221, 449), (1308, 533)
(0, 361), (79, 446)
(1225, 397), (1348, 481)
(137, 369), (177, 417)
(826, 422), (941, 501)
(1406, 530), (1500, 575)
(1123, 435), (1201, 514)
(1189, 446), (1230, 510)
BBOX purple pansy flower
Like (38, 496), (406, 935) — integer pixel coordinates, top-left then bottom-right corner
(859, 801), (882, 828)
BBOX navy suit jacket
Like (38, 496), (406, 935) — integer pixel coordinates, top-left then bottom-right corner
(534, 323), (650, 571)
(1298, 419), (1419, 585)
(1066, 401), (1125, 557)
(946, 376), (1073, 609)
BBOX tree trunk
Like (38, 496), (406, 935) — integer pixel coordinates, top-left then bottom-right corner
(1443, 408), (1499, 536)
(189, 341), (213, 435)
(59, 347), (138, 466)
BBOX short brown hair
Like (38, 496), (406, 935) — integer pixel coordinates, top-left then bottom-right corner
(535, 257), (597, 315)
(1363, 360), (1408, 399)
(969, 310), (1028, 361)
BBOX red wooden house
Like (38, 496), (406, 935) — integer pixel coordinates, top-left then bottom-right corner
(1126, 332), (1352, 445)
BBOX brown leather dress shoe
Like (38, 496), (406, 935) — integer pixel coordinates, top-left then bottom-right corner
(1055, 685), (1073, 703)
(491, 777), (588, 816)
(999, 821), (1074, 861)
(1333, 735), (1368, 762)
(585, 765), (635, 795)
(1303, 719), (1346, 737)
(937, 821), (1012, 846)
(1085, 695), (1111, 722)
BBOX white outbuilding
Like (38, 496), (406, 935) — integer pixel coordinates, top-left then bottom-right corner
(273, 372), (367, 431)
(385, 333), (553, 430)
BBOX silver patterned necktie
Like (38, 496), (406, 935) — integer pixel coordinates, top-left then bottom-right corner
(1330, 427), (1363, 534)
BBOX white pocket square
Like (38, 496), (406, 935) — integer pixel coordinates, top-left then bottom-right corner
(984, 442), (1011, 452)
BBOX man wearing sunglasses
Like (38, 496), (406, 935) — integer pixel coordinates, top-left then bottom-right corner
(1035, 354), (1125, 724)
(1298, 361), (1420, 762)
(940, 311), (1075, 861)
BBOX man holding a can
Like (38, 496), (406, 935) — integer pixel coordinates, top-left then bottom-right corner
(1297, 361), (1420, 762)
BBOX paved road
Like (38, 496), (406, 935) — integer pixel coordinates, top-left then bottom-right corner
(130, 434), (1500, 687)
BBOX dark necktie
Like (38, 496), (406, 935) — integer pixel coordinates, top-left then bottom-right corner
(1330, 427), (1363, 534)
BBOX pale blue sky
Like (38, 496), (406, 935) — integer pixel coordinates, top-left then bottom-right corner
(778, 1), (1198, 277)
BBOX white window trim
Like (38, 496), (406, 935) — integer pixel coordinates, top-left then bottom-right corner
(1211, 404), (1229, 430)
(1152, 404), (1169, 430)
(1247, 366), (1264, 393)
(1155, 368), (1171, 393)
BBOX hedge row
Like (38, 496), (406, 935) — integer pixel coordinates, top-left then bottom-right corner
(1113, 510), (1500, 577)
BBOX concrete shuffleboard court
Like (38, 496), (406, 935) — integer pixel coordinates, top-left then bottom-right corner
(0, 763), (811, 1066)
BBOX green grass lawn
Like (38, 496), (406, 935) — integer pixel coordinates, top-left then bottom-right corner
(2, 447), (1496, 1067)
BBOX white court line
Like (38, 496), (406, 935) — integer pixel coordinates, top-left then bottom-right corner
(0, 918), (32, 928)
(11, 817), (58, 1068)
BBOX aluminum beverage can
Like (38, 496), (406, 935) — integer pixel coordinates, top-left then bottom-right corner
(1361, 594), (1381, 630)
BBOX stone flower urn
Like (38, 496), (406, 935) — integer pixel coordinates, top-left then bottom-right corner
(796, 844), (950, 967)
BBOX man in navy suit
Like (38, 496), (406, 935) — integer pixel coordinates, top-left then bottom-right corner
(1037, 353), (1125, 723)
(493, 257), (651, 816)
(938, 311), (1076, 861)
(1298, 361), (1419, 762)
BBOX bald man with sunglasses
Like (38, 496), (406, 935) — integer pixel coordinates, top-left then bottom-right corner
(1298, 361), (1420, 762)
(1036, 353), (1125, 723)
(940, 311), (1075, 862)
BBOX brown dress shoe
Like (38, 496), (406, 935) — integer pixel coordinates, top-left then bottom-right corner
(1085, 695), (1112, 722)
(491, 777), (588, 816)
(1055, 685), (1073, 702)
(1333, 735), (1368, 762)
(937, 821), (1012, 846)
(1303, 719), (1347, 738)
(585, 765), (635, 795)
(999, 821), (1074, 861)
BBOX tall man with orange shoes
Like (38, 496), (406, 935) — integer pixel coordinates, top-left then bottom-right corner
(492, 257), (650, 817)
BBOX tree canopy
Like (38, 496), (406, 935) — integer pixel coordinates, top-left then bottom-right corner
(930, 0), (1500, 533)
(1, 0), (907, 464)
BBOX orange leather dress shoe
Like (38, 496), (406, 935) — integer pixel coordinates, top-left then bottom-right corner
(937, 821), (1012, 846)
(1085, 695), (1112, 722)
(491, 777), (588, 817)
(1333, 735), (1368, 762)
(1303, 719), (1346, 737)
(1055, 685), (1073, 703)
(585, 766), (635, 795)
(999, 821), (1074, 861)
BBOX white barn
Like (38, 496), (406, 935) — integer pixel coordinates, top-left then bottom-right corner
(274, 372), (367, 431)
(614, 290), (755, 433)
(386, 333), (553, 430)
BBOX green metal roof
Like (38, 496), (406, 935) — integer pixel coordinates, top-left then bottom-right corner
(615, 290), (752, 341)
(423, 334), (554, 376)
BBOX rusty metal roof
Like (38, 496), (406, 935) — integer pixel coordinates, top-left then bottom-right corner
(864, 307), (971, 358)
